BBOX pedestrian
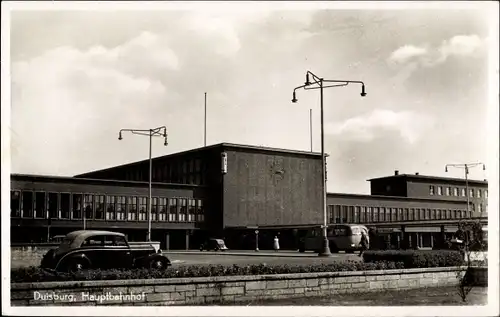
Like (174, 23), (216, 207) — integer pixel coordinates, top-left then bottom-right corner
(273, 236), (280, 252)
(359, 231), (369, 257)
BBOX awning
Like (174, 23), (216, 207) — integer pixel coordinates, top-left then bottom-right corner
(445, 226), (458, 233)
(405, 226), (441, 233)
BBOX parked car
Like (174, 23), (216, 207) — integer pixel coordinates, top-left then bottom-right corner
(41, 230), (171, 272)
(199, 238), (228, 251)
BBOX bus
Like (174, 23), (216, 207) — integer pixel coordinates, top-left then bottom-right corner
(298, 224), (369, 253)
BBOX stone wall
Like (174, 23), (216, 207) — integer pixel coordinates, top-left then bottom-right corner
(11, 267), (465, 306)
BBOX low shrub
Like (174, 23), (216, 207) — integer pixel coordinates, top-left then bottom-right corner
(362, 250), (463, 268)
(13, 261), (408, 283)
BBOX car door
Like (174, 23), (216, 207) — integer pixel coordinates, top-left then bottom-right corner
(81, 235), (106, 269)
(109, 235), (134, 269)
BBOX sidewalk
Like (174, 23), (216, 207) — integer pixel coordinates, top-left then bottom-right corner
(163, 250), (359, 258)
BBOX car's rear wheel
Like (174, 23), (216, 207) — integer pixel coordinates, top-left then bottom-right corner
(67, 259), (87, 273)
(150, 258), (169, 270)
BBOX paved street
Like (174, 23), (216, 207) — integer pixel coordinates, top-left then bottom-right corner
(11, 250), (361, 269)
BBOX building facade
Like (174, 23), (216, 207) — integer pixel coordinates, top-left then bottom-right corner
(10, 143), (488, 250)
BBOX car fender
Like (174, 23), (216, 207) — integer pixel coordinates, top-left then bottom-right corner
(55, 252), (92, 271)
(139, 253), (171, 267)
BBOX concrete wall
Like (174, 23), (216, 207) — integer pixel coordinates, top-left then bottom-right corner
(11, 267), (465, 306)
(223, 149), (323, 228)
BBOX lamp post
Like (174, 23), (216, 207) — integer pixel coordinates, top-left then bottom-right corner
(445, 163), (486, 216)
(292, 71), (366, 257)
(118, 126), (168, 242)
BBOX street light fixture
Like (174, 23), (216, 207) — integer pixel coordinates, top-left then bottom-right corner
(118, 126), (168, 242)
(445, 163), (486, 217)
(292, 71), (366, 257)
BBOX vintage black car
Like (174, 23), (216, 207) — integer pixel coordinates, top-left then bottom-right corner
(199, 238), (229, 251)
(41, 230), (171, 272)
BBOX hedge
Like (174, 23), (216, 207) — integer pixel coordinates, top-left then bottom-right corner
(362, 250), (463, 268)
(11, 261), (406, 283)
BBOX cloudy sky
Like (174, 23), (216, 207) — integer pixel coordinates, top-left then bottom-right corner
(5, 2), (498, 194)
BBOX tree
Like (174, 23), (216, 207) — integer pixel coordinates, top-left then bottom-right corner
(454, 219), (487, 302)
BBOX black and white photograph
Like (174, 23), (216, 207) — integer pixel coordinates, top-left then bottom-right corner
(2, 1), (499, 316)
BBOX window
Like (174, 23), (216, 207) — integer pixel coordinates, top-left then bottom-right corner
(159, 198), (167, 221)
(333, 205), (341, 224)
(60, 193), (70, 219)
(379, 207), (385, 222)
(446, 210), (451, 219)
(485, 190), (488, 199)
(188, 199), (196, 222)
(403, 208), (409, 221)
(445, 187), (450, 196)
(72, 194), (83, 219)
(48, 193), (59, 219)
(429, 186), (435, 195)
(138, 197), (147, 221)
(453, 188), (459, 196)
(420, 209), (425, 220)
(106, 196), (115, 220)
(461, 188), (466, 197)
(111, 235), (128, 247)
(22, 191), (34, 218)
(11, 191), (21, 217)
(348, 206), (355, 223)
(128, 197), (137, 221)
(366, 207), (372, 223)
(398, 208), (403, 221)
(151, 197), (158, 221)
(477, 190), (481, 198)
(469, 189), (474, 198)
(342, 206), (349, 223)
(82, 236), (104, 247)
(436, 209), (442, 220)
(169, 198), (177, 222)
(95, 195), (105, 220)
(431, 209), (436, 220)
(373, 207), (379, 222)
(461, 210), (467, 218)
(360, 206), (366, 223)
(354, 206), (360, 223)
(409, 208), (414, 221)
(328, 206), (334, 223)
(437, 186), (442, 195)
(425, 209), (430, 219)
(116, 196), (126, 220)
(196, 200), (205, 222)
(35, 192), (46, 218)
(83, 194), (94, 220)
(391, 208), (397, 222)
(179, 198), (187, 222)
(478, 204), (483, 213)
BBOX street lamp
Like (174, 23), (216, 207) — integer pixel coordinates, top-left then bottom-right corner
(118, 126), (168, 241)
(292, 71), (366, 257)
(445, 163), (486, 216)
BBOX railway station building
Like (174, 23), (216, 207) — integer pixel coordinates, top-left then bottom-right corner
(10, 143), (488, 250)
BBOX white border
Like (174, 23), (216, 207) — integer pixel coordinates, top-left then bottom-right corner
(2, 1), (499, 316)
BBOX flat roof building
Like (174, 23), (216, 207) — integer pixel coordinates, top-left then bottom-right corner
(10, 143), (488, 250)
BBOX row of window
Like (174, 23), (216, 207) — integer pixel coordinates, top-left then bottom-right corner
(123, 158), (207, 185)
(10, 191), (205, 223)
(429, 186), (487, 199)
(328, 205), (483, 224)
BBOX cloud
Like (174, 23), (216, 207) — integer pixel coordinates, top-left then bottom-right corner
(389, 45), (428, 64)
(388, 34), (487, 73)
(325, 109), (435, 144)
